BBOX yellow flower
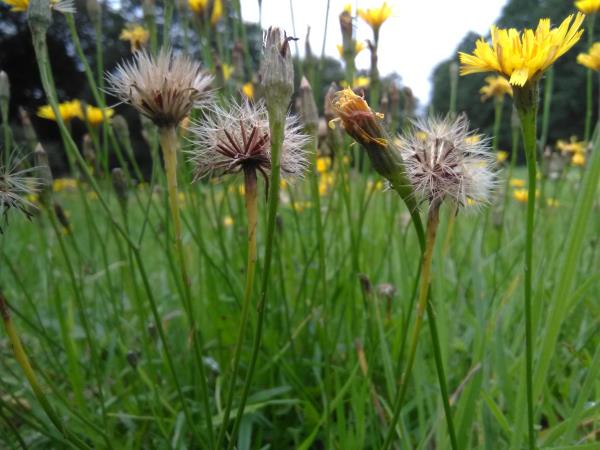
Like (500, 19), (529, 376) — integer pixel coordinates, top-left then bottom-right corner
(53, 178), (78, 192)
(546, 198), (560, 207)
(572, 152), (586, 166)
(316, 156), (332, 173)
(211, 0), (222, 25)
(340, 76), (371, 89)
(319, 173), (335, 196)
(575, 0), (600, 14)
(37, 100), (83, 122)
(1, 0), (28, 11)
(242, 82), (254, 99)
(465, 134), (482, 144)
(188, 0), (208, 13)
(513, 188), (529, 203)
(358, 1), (393, 32)
(496, 150), (509, 163)
(480, 76), (513, 101)
(280, 179), (288, 190)
(119, 25), (150, 52)
(367, 179), (384, 192)
(84, 105), (114, 126)
(510, 178), (526, 188)
(222, 64), (234, 81)
(577, 42), (600, 70)
(556, 136), (586, 154)
(343, 3), (352, 14)
(223, 216), (234, 227)
(459, 14), (585, 86)
(336, 41), (367, 58)
(291, 200), (312, 212)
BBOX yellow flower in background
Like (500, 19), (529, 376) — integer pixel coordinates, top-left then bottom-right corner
(223, 216), (234, 227)
(556, 136), (586, 154)
(119, 25), (150, 52)
(510, 178), (526, 188)
(340, 76), (371, 89)
(316, 156), (332, 173)
(577, 43), (600, 70)
(496, 150), (509, 163)
(319, 172), (335, 196)
(210, 0), (222, 25)
(222, 64), (234, 81)
(1, 0), (28, 11)
(546, 198), (560, 207)
(343, 3), (352, 14)
(291, 201), (313, 213)
(465, 134), (482, 144)
(336, 41), (367, 58)
(571, 152), (586, 166)
(188, 0), (208, 13)
(53, 178), (78, 192)
(358, 1), (393, 32)
(242, 82), (254, 99)
(367, 179), (384, 192)
(513, 188), (529, 203)
(480, 76), (513, 101)
(84, 105), (114, 126)
(37, 100), (83, 122)
(575, 0), (600, 14)
(459, 14), (585, 86)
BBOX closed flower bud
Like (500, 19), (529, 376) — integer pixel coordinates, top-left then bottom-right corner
(86, 0), (102, 24)
(0, 71), (9, 107)
(19, 108), (39, 153)
(260, 27), (295, 114)
(34, 143), (53, 205)
(111, 167), (128, 209)
(27, 0), (53, 34)
(298, 77), (318, 132)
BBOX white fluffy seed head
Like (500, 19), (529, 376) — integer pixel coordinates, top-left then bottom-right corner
(0, 151), (40, 230)
(106, 48), (213, 128)
(187, 99), (309, 182)
(397, 115), (496, 209)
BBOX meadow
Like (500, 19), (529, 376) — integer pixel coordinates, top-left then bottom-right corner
(0, 0), (598, 449)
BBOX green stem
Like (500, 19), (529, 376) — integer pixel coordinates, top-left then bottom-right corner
(226, 110), (285, 450)
(515, 84), (539, 450)
(585, 15), (595, 142)
(215, 167), (258, 449)
(492, 96), (504, 152)
(381, 204), (441, 450)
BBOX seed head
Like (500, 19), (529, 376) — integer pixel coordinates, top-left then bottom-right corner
(188, 99), (308, 185)
(397, 115), (495, 209)
(0, 150), (39, 231)
(106, 48), (213, 128)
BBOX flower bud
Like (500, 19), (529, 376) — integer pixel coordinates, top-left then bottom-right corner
(0, 71), (9, 108)
(298, 77), (318, 132)
(19, 108), (39, 152)
(34, 143), (53, 205)
(86, 0), (102, 25)
(260, 27), (295, 114)
(28, 0), (53, 34)
(111, 167), (128, 210)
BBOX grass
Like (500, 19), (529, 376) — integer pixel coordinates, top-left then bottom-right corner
(0, 156), (597, 448)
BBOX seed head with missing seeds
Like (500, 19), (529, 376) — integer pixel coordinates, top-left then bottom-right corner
(188, 99), (309, 186)
(397, 115), (495, 209)
(0, 151), (40, 231)
(106, 48), (213, 128)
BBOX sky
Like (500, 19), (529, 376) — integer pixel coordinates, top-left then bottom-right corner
(240, 0), (509, 105)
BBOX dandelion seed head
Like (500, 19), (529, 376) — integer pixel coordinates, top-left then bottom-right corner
(106, 48), (213, 128)
(188, 99), (309, 184)
(0, 150), (40, 230)
(397, 115), (495, 209)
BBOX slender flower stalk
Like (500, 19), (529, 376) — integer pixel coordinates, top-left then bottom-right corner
(188, 98), (307, 450)
(460, 15), (584, 449)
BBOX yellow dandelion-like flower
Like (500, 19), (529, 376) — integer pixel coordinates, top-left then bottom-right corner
(513, 188), (529, 203)
(188, 0), (208, 13)
(336, 40), (367, 58)
(343, 3), (352, 14)
(223, 216), (234, 227)
(496, 150), (509, 163)
(37, 100), (83, 122)
(84, 105), (114, 126)
(571, 152), (586, 166)
(316, 156), (332, 173)
(556, 136), (586, 154)
(211, 0), (222, 25)
(1, 0), (75, 13)
(358, 1), (393, 32)
(52, 178), (78, 192)
(367, 179), (384, 192)
(577, 42), (600, 70)
(575, 0), (600, 14)
(546, 198), (560, 207)
(1, 0), (28, 11)
(459, 13), (585, 86)
(119, 25), (150, 52)
(340, 76), (371, 89)
(510, 178), (526, 188)
(465, 134), (483, 144)
(222, 64), (234, 81)
(242, 82), (254, 99)
(480, 76), (513, 101)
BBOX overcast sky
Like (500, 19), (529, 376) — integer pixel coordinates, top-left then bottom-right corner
(240, 0), (509, 105)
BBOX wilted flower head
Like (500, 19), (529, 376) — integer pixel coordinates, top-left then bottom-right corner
(0, 151), (39, 230)
(397, 115), (495, 208)
(480, 76), (513, 101)
(188, 99), (308, 185)
(577, 42), (600, 70)
(459, 14), (585, 86)
(106, 48), (213, 128)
